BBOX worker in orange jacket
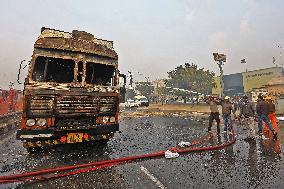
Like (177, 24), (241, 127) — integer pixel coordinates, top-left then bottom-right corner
(261, 131), (281, 154)
(263, 96), (278, 134)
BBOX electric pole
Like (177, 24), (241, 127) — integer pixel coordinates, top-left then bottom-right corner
(213, 53), (226, 98)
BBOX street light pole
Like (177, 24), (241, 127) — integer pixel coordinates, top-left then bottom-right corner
(241, 58), (248, 94)
(217, 61), (224, 97)
(213, 53), (226, 98)
(276, 45), (284, 67)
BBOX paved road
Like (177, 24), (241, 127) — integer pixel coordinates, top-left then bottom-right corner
(1, 114), (284, 189)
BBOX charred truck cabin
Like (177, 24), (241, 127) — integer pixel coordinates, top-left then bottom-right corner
(17, 27), (122, 150)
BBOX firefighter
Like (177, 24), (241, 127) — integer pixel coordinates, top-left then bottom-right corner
(221, 96), (233, 134)
(263, 96), (278, 134)
(239, 95), (255, 137)
(206, 96), (221, 134)
(239, 96), (255, 118)
(256, 94), (277, 138)
(232, 96), (240, 119)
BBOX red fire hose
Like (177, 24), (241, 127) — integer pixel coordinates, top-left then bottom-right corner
(0, 132), (236, 184)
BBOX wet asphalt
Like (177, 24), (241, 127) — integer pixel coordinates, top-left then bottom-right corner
(0, 111), (284, 189)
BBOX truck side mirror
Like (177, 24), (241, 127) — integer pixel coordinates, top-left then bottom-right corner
(119, 74), (126, 103)
(17, 60), (31, 84)
(119, 74), (126, 86)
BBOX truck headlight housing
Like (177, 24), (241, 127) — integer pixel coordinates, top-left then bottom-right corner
(109, 117), (116, 123)
(37, 118), (47, 126)
(26, 119), (36, 127)
(102, 116), (109, 123)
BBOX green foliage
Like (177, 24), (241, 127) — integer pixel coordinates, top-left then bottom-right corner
(167, 63), (215, 94)
(135, 82), (154, 97)
(125, 88), (136, 99)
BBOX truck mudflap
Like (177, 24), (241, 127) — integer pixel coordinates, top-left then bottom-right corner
(16, 124), (118, 148)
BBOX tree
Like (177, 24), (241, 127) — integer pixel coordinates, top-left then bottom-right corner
(135, 82), (154, 98)
(125, 88), (136, 100)
(167, 63), (215, 94)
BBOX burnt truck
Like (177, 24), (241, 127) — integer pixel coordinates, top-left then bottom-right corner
(16, 27), (125, 151)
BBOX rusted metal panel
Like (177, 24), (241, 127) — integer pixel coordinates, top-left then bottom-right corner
(33, 48), (118, 66)
(25, 88), (118, 117)
(56, 95), (99, 115)
(55, 117), (95, 130)
(25, 83), (120, 94)
(35, 37), (118, 59)
(27, 95), (54, 116)
(35, 27), (118, 59)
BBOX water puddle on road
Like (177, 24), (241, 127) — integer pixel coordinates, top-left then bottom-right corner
(0, 115), (284, 188)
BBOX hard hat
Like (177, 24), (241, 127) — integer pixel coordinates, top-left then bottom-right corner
(224, 96), (230, 100)
(265, 96), (272, 101)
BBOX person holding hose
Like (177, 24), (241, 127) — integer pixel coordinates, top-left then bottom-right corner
(263, 96), (278, 134)
(221, 96), (233, 134)
(239, 95), (255, 137)
(239, 96), (255, 118)
(206, 96), (221, 134)
(256, 94), (277, 138)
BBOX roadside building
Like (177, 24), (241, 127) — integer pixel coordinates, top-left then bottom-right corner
(212, 73), (244, 97)
(251, 87), (268, 102)
(223, 73), (244, 96)
(242, 67), (284, 93)
(265, 77), (284, 115)
(212, 77), (222, 96)
(276, 94), (284, 115)
(212, 66), (284, 97)
(266, 76), (284, 98)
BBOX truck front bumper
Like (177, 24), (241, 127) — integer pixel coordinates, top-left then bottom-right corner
(16, 124), (119, 147)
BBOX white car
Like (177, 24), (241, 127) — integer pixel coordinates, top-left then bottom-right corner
(125, 99), (139, 108)
(134, 96), (149, 107)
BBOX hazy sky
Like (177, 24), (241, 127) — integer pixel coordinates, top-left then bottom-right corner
(1, 0), (284, 88)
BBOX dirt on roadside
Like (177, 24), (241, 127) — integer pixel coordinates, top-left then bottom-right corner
(120, 103), (210, 118)
(148, 103), (211, 113)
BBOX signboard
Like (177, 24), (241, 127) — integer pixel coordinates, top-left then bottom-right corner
(212, 76), (222, 95)
(242, 67), (283, 92)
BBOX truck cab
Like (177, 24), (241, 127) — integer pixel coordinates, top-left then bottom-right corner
(16, 28), (122, 151)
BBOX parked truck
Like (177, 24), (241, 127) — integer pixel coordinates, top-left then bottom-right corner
(16, 27), (124, 151)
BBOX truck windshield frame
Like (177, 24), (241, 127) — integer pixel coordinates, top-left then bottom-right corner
(31, 56), (117, 86)
(85, 62), (116, 86)
(32, 56), (75, 83)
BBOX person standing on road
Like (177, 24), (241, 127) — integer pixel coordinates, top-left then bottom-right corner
(221, 96), (233, 134)
(239, 96), (255, 118)
(233, 96), (240, 119)
(239, 95), (255, 137)
(206, 96), (221, 134)
(256, 94), (277, 138)
(263, 96), (278, 134)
